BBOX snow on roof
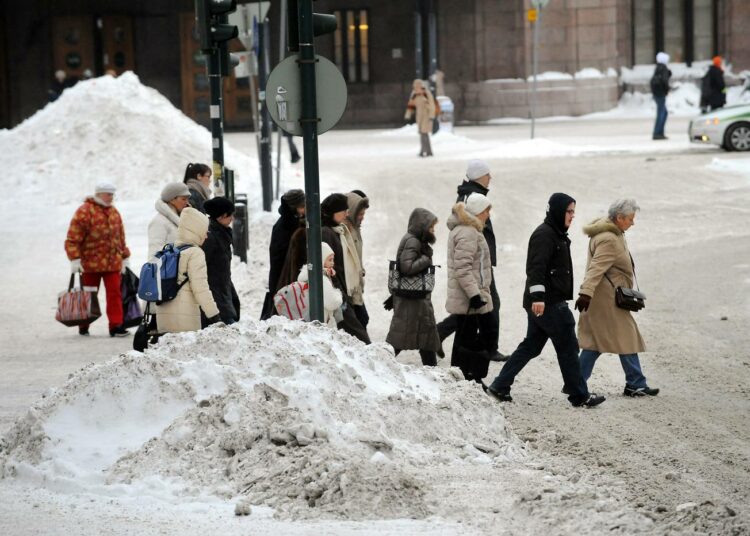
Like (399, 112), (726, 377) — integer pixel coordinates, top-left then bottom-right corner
(0, 72), (258, 205)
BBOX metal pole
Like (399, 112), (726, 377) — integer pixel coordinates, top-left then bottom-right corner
(531, 8), (540, 140)
(258, 18), (273, 211)
(275, 0), (288, 200)
(414, 0), (423, 79)
(208, 47), (225, 191)
(298, 0), (324, 322)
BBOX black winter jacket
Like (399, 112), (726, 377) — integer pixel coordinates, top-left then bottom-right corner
(704, 65), (726, 109)
(456, 180), (497, 266)
(268, 200), (303, 291)
(650, 64), (672, 98)
(203, 219), (240, 323)
(321, 216), (348, 294)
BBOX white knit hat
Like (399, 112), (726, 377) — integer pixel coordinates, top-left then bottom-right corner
(466, 159), (491, 181)
(656, 52), (670, 65)
(95, 181), (117, 194)
(321, 242), (335, 262)
(464, 192), (492, 216)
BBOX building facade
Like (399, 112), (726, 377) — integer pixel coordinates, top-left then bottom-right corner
(1, 0), (748, 130)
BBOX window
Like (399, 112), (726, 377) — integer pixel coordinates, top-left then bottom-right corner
(334, 9), (369, 83)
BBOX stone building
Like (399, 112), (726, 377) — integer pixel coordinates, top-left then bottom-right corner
(1, 0), (748, 129)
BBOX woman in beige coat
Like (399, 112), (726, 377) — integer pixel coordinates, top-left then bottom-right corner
(446, 193), (499, 381)
(156, 207), (221, 333)
(405, 79), (435, 157)
(574, 199), (659, 397)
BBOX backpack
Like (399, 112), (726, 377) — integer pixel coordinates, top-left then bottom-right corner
(137, 244), (193, 303)
(273, 281), (310, 321)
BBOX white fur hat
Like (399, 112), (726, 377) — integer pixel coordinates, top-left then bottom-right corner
(321, 242), (334, 261)
(466, 159), (491, 181)
(656, 52), (670, 65)
(95, 181), (117, 194)
(464, 192), (492, 216)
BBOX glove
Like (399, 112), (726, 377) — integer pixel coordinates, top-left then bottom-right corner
(469, 295), (487, 310)
(121, 258), (131, 274)
(70, 259), (82, 273)
(206, 314), (222, 325)
(574, 294), (591, 312)
(383, 295), (394, 311)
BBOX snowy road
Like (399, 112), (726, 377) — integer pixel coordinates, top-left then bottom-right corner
(1, 115), (749, 534)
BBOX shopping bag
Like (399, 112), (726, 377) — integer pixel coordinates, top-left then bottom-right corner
(121, 267), (143, 328)
(55, 274), (101, 327)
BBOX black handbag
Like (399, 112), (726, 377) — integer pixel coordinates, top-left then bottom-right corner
(387, 260), (436, 299)
(133, 302), (160, 352)
(604, 254), (645, 312)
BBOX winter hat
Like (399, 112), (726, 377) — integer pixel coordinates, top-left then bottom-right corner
(321, 242), (335, 262)
(177, 207), (209, 245)
(712, 55), (722, 67)
(95, 181), (117, 194)
(655, 52), (670, 65)
(321, 193), (349, 215)
(204, 196), (235, 219)
(464, 192), (492, 216)
(466, 159), (491, 181)
(160, 182), (191, 202)
(282, 189), (305, 208)
(545, 192), (576, 232)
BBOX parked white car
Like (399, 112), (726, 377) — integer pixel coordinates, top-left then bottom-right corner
(689, 104), (750, 151)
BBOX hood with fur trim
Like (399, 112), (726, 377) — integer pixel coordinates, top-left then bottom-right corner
(446, 202), (484, 233)
(583, 217), (622, 238)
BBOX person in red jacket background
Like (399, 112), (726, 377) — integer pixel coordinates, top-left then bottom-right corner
(65, 182), (131, 337)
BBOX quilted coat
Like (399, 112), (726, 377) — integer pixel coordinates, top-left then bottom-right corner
(65, 196), (130, 272)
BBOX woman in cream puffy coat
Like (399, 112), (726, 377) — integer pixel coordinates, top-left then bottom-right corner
(156, 207), (220, 333)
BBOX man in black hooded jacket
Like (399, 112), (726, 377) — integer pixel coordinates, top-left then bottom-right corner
(487, 193), (605, 407)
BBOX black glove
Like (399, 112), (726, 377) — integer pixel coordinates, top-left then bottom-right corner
(469, 295), (487, 310)
(383, 295), (394, 311)
(206, 314), (222, 325)
(574, 294), (591, 312)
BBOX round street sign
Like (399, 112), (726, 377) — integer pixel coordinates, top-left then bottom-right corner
(265, 54), (348, 136)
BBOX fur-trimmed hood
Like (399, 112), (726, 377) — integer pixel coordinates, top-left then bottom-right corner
(447, 202), (484, 233)
(583, 217), (622, 238)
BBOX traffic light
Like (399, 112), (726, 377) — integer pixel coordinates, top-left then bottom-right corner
(195, 0), (239, 53)
(287, 0), (338, 52)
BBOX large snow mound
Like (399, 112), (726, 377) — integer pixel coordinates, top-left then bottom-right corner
(0, 317), (523, 520)
(0, 72), (258, 205)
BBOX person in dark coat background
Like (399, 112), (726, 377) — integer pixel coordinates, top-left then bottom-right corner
(487, 193), (605, 408)
(261, 189), (305, 319)
(437, 160), (506, 361)
(385, 208), (442, 366)
(701, 56), (726, 112)
(650, 52), (672, 140)
(202, 197), (240, 325)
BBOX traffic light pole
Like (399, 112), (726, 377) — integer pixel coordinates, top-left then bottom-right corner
(208, 47), (225, 193)
(297, 0), (324, 323)
(258, 18), (273, 212)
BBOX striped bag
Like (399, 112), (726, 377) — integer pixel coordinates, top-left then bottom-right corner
(55, 274), (102, 327)
(273, 281), (310, 321)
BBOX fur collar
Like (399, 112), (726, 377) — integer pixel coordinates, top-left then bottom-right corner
(582, 217), (622, 238)
(155, 199), (180, 226)
(447, 202), (484, 232)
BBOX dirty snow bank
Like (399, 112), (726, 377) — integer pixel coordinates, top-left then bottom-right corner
(0, 72), (258, 205)
(0, 317), (523, 520)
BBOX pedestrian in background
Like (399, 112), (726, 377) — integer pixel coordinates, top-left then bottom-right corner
(65, 182), (132, 337)
(147, 182), (191, 259)
(405, 79), (436, 157)
(437, 160), (505, 361)
(156, 207), (221, 333)
(386, 208), (442, 366)
(183, 162), (212, 213)
(344, 190), (370, 328)
(203, 197), (240, 325)
(486, 193), (605, 407)
(650, 52), (672, 140)
(261, 189), (306, 319)
(700, 56), (726, 112)
(445, 193), (499, 382)
(575, 199), (659, 397)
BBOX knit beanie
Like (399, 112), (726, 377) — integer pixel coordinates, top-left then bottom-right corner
(321, 242), (334, 263)
(204, 196), (235, 219)
(712, 56), (722, 67)
(282, 189), (305, 208)
(656, 52), (670, 65)
(321, 193), (349, 215)
(464, 192), (492, 216)
(95, 181), (117, 194)
(160, 182), (191, 202)
(466, 159), (491, 181)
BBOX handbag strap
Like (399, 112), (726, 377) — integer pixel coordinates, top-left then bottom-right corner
(590, 239), (640, 291)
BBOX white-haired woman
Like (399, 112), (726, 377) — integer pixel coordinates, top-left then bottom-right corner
(574, 199), (659, 397)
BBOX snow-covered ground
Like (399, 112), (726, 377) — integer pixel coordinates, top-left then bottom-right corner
(1, 74), (749, 535)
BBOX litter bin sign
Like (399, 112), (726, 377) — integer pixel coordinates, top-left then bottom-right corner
(437, 96), (454, 133)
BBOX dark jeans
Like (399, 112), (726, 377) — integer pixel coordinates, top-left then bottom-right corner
(450, 312), (498, 381)
(394, 348), (437, 367)
(489, 302), (589, 405)
(352, 303), (369, 328)
(653, 95), (668, 137)
(438, 275), (500, 346)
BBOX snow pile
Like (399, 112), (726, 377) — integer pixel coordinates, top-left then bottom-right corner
(0, 318), (523, 519)
(0, 72), (257, 205)
(525, 67), (617, 82)
(621, 60), (747, 85)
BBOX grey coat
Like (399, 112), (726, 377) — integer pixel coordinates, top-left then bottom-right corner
(386, 208), (441, 352)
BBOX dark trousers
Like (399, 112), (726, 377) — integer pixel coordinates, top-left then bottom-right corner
(352, 303), (369, 328)
(653, 95), (668, 137)
(394, 348), (437, 367)
(438, 275), (500, 346)
(488, 302), (589, 405)
(450, 312), (498, 381)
